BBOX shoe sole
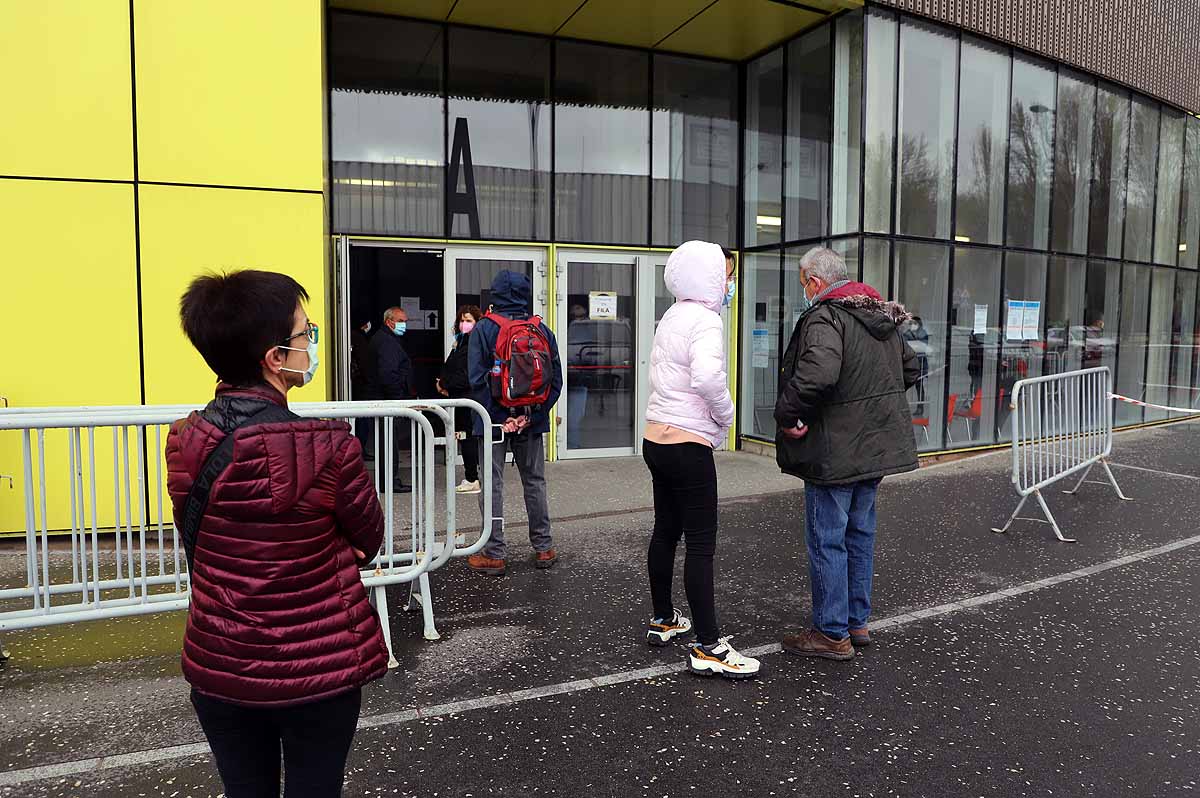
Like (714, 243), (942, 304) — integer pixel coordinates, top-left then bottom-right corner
(782, 645), (855, 661)
(850, 638), (871, 648)
(646, 629), (693, 647)
(468, 564), (505, 576)
(688, 661), (760, 680)
(534, 558), (556, 569)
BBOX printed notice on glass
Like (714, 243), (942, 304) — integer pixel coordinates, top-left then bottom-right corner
(1005, 300), (1025, 340)
(1021, 300), (1041, 340)
(589, 291), (617, 320)
(973, 304), (989, 335)
(401, 297), (424, 330)
(752, 327), (770, 368)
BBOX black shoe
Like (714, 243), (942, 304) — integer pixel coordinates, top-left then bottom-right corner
(390, 483), (412, 494)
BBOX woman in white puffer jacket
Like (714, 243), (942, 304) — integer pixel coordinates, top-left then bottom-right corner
(641, 240), (761, 680)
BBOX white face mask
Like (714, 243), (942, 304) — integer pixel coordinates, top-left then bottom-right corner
(279, 339), (319, 386)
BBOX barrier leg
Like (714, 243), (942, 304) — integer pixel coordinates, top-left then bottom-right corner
(406, 573), (440, 641)
(1034, 490), (1074, 543)
(1100, 459), (1132, 501)
(1062, 463), (1095, 495)
(991, 494), (1030, 534)
(370, 584), (399, 670)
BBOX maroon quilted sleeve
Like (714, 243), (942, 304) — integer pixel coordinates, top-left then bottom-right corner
(333, 432), (385, 564)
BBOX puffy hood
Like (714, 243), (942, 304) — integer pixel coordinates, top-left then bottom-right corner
(490, 270), (533, 317)
(664, 240), (727, 313)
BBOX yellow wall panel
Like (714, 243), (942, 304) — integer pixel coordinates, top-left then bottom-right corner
(133, 0), (324, 191)
(137, 185), (329, 407)
(0, 180), (140, 533)
(0, 1), (133, 181)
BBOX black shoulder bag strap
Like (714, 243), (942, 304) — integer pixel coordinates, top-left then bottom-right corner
(181, 403), (298, 571)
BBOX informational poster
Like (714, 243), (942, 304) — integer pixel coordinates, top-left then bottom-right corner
(1006, 300), (1042, 341)
(1021, 300), (1041, 340)
(421, 309), (439, 331)
(752, 327), (770, 368)
(401, 297), (423, 329)
(589, 291), (617, 320)
(973, 304), (989, 335)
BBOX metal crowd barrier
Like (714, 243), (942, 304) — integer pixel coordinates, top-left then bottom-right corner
(0, 399), (497, 668)
(992, 367), (1129, 542)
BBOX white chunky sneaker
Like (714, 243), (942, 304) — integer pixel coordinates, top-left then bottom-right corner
(646, 609), (693, 647)
(455, 479), (481, 494)
(688, 637), (761, 679)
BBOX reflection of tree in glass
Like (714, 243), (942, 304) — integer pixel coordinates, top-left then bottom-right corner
(897, 133), (953, 237)
(1052, 83), (1091, 235)
(1006, 99), (1053, 246)
(958, 126), (999, 238)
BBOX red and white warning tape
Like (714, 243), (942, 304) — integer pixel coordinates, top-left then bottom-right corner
(1110, 393), (1200, 416)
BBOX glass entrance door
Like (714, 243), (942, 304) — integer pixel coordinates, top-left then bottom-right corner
(558, 252), (641, 458)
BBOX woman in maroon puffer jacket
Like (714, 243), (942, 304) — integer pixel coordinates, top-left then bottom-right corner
(166, 269), (387, 798)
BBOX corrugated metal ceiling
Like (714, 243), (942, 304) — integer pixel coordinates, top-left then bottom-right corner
(329, 0), (862, 60)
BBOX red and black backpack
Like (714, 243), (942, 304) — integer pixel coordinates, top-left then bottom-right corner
(485, 312), (554, 408)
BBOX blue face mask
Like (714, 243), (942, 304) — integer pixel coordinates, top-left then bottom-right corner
(392, 321), (407, 336)
(279, 339), (319, 386)
(723, 279), (736, 308)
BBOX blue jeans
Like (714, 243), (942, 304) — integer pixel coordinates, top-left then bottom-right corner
(803, 479), (881, 640)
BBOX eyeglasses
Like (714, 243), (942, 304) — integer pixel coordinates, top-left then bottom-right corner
(281, 322), (319, 346)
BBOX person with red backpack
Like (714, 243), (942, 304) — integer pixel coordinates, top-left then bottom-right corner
(466, 270), (563, 576)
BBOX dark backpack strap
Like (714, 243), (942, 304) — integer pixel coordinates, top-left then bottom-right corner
(181, 403), (298, 572)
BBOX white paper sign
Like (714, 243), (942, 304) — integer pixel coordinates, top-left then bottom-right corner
(589, 291), (617, 320)
(752, 328), (770, 368)
(420, 309), (439, 331)
(1021, 300), (1041, 340)
(400, 297), (423, 329)
(973, 304), (989, 335)
(1005, 300), (1024, 340)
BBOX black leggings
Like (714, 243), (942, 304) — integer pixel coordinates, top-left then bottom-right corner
(191, 687), (362, 798)
(643, 440), (719, 645)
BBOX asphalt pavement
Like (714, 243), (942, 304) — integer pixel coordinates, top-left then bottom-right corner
(1, 420), (1197, 797)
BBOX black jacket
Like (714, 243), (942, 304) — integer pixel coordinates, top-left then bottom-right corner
(350, 327), (372, 392)
(440, 337), (472, 398)
(774, 292), (921, 485)
(366, 329), (412, 400)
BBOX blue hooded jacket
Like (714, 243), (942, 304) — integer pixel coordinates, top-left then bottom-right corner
(467, 270), (563, 436)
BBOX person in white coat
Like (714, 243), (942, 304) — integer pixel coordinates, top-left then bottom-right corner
(641, 241), (761, 679)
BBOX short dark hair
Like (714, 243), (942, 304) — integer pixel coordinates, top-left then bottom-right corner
(721, 246), (735, 261)
(180, 269), (309, 386)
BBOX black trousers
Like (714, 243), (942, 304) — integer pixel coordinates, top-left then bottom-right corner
(191, 687), (362, 798)
(461, 434), (480, 483)
(643, 440), (720, 645)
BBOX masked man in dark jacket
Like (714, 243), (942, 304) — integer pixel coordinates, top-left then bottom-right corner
(774, 247), (920, 661)
(466, 270), (563, 576)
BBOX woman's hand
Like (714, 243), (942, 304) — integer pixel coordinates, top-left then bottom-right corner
(780, 423), (809, 440)
(353, 548), (366, 560)
(436, 378), (449, 397)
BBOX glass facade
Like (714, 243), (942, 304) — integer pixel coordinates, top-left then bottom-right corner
(329, 11), (736, 247)
(328, 7), (1200, 454)
(738, 8), (1200, 449)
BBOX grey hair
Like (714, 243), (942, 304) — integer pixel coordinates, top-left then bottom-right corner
(383, 306), (405, 322)
(799, 247), (849, 284)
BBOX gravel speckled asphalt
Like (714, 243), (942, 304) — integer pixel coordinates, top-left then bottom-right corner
(1, 421), (1197, 797)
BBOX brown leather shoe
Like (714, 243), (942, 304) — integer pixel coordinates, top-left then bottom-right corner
(534, 549), (557, 569)
(467, 553), (505, 576)
(849, 627), (871, 648)
(782, 629), (855, 661)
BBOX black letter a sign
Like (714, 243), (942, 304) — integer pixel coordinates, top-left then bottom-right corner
(447, 117), (481, 238)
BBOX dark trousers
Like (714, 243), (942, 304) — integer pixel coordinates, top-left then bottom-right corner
(643, 440), (719, 645)
(191, 687), (362, 798)
(461, 434), (480, 483)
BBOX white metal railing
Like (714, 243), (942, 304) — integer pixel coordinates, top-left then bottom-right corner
(0, 399), (497, 668)
(992, 367), (1129, 542)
